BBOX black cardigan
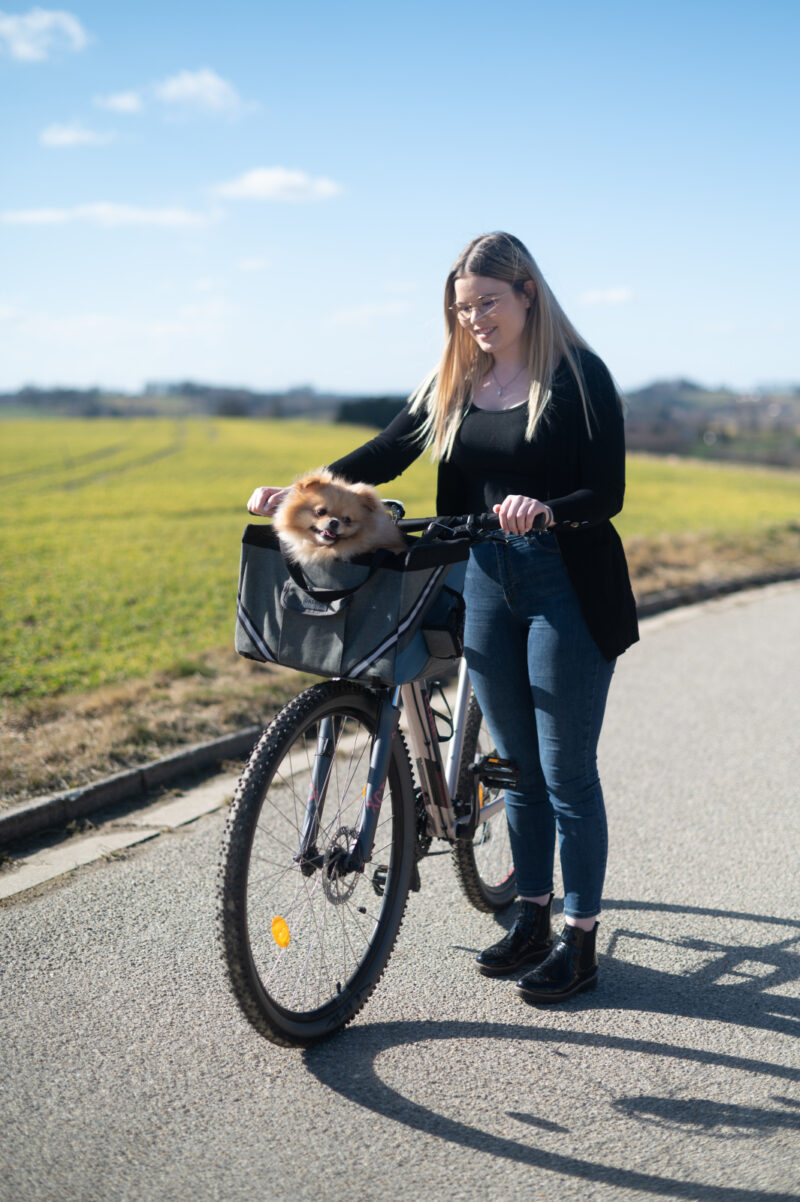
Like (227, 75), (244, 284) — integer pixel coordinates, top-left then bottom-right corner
(328, 350), (639, 661)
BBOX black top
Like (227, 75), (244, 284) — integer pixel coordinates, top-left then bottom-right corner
(328, 349), (639, 661)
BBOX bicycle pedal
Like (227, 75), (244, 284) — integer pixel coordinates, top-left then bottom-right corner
(470, 753), (520, 790)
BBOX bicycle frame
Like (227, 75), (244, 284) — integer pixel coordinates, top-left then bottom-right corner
(294, 657), (506, 877)
(400, 657), (508, 842)
(220, 509), (528, 1046)
(400, 659), (473, 841)
(291, 510), (541, 877)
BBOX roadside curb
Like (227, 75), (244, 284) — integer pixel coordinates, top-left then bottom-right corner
(0, 726), (261, 847)
(634, 566), (800, 617)
(2, 568), (799, 848)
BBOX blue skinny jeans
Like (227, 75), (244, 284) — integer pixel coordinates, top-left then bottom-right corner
(463, 530), (615, 919)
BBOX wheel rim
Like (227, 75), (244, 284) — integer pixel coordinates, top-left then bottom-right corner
(243, 707), (400, 1019)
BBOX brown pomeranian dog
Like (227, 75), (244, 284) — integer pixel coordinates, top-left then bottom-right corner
(274, 469), (407, 564)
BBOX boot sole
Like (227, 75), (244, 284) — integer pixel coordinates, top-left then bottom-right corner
(476, 947), (553, 978)
(515, 971), (598, 1003)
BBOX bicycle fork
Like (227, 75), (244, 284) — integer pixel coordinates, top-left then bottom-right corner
(294, 688), (402, 877)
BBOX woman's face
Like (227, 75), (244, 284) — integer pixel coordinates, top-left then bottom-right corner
(452, 273), (533, 359)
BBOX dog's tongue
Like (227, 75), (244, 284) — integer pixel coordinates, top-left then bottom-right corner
(322, 530), (338, 541)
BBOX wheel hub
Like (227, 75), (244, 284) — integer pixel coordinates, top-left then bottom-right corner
(321, 826), (360, 904)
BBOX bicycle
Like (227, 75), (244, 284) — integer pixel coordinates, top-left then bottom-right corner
(217, 509), (546, 1047)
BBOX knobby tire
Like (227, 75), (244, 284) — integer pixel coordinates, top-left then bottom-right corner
(217, 680), (415, 1047)
(450, 693), (517, 912)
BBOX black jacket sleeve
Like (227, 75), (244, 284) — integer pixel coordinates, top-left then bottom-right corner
(546, 352), (626, 528)
(326, 402), (427, 486)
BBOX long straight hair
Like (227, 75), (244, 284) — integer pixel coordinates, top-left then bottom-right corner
(410, 231), (597, 459)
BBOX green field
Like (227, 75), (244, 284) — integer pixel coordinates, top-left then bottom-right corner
(2, 417), (800, 701)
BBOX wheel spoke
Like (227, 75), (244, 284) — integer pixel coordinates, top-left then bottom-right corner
(218, 682), (413, 1043)
(451, 695), (516, 913)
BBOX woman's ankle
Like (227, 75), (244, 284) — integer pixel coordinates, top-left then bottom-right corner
(564, 915), (598, 932)
(519, 893), (552, 908)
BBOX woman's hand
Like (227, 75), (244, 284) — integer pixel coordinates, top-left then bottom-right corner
(493, 495), (553, 535)
(247, 486), (289, 516)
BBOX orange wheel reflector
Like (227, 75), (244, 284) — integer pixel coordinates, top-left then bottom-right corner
(271, 916), (290, 948)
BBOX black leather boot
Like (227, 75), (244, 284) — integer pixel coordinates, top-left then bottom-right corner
(515, 921), (598, 1003)
(476, 895), (553, 977)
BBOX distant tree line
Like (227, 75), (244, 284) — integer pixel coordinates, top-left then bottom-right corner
(623, 381), (800, 468)
(335, 397), (406, 427)
(2, 379), (799, 468)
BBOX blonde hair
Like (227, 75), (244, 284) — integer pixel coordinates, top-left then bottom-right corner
(410, 231), (596, 459)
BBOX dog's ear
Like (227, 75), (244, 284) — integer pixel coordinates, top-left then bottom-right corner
(295, 468), (332, 492)
(349, 483), (382, 512)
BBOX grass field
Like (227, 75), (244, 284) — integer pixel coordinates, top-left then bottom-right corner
(2, 416), (800, 702)
(0, 417), (439, 701)
(1, 416), (798, 803)
(620, 454), (800, 537)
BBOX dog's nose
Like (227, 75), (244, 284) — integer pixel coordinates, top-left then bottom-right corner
(326, 518), (339, 532)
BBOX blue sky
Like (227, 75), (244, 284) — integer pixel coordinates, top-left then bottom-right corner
(1, 0), (797, 395)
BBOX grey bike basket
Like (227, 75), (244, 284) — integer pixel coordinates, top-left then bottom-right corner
(235, 524), (469, 685)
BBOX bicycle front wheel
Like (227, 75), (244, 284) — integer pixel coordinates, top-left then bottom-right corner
(217, 681), (415, 1047)
(451, 693), (517, 912)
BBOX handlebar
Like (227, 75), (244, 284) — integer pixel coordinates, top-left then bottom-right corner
(396, 511), (550, 540)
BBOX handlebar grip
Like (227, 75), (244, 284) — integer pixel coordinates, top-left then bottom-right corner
(397, 511), (551, 537)
(452, 511), (551, 532)
(475, 512), (550, 532)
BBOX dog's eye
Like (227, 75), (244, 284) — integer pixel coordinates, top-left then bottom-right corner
(342, 516), (352, 525)
(314, 507), (327, 517)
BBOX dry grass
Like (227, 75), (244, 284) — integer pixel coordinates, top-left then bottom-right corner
(1, 526), (798, 808)
(625, 524), (800, 596)
(0, 650), (317, 807)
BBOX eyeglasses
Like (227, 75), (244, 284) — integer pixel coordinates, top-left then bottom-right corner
(448, 290), (513, 323)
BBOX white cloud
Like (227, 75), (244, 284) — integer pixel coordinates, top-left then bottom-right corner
(39, 122), (115, 147)
(94, 89), (143, 114)
(93, 71), (252, 120)
(0, 7), (88, 61)
(0, 202), (217, 228)
(578, 286), (634, 306)
(154, 68), (245, 114)
(213, 167), (342, 202)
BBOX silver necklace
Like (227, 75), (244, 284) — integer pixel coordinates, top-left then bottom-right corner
(491, 363), (527, 396)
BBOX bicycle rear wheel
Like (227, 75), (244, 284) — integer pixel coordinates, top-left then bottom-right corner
(451, 693), (517, 912)
(217, 680), (415, 1047)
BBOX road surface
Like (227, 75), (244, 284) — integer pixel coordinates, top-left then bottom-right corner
(1, 582), (798, 1202)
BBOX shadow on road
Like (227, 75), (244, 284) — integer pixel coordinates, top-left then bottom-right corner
(303, 899), (800, 1202)
(612, 1093), (800, 1139)
(600, 898), (800, 1041)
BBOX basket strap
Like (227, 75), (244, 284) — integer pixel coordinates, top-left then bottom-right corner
(284, 548), (394, 602)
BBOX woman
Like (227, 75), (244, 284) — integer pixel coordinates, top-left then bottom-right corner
(247, 231), (639, 1004)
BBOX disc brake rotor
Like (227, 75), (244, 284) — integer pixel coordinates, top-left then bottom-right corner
(321, 826), (360, 904)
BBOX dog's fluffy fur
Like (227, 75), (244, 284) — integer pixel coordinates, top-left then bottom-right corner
(274, 469), (407, 564)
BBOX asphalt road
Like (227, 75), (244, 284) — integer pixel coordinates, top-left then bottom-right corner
(1, 582), (799, 1202)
